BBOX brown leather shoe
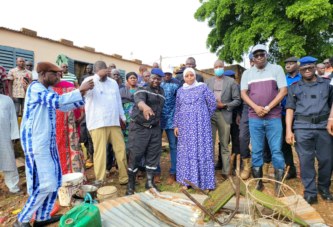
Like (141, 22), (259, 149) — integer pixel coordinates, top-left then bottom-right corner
(166, 174), (176, 185)
(154, 175), (161, 184)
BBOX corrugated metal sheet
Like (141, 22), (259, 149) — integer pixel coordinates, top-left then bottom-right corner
(98, 190), (203, 227)
(97, 190), (327, 227)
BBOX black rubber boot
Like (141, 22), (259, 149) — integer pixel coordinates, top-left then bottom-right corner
(145, 171), (160, 191)
(252, 166), (264, 191)
(126, 171), (136, 195)
(274, 169), (284, 197)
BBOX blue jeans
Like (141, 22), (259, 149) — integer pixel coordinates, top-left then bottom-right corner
(155, 129), (178, 174)
(249, 118), (284, 169)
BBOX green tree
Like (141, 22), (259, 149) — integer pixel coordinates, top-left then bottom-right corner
(194, 0), (333, 64)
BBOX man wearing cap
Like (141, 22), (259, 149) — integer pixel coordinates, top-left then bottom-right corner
(286, 56), (333, 205)
(126, 68), (165, 195)
(157, 67), (180, 184)
(82, 61), (128, 185)
(281, 57), (301, 179)
(206, 60), (241, 177)
(15, 62), (94, 227)
(238, 54), (272, 181)
(240, 44), (287, 194)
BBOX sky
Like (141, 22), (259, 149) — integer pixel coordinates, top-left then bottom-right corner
(0, 0), (248, 70)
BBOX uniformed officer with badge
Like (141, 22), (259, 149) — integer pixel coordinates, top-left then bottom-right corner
(126, 68), (165, 195)
(285, 56), (333, 205)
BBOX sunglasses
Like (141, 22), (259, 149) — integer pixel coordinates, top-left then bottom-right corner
(26, 65), (33, 67)
(253, 53), (266, 59)
(300, 66), (315, 72)
(113, 74), (119, 76)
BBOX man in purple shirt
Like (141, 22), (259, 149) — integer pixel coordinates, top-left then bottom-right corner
(240, 44), (287, 195)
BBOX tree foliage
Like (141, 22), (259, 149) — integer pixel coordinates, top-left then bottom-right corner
(194, 0), (333, 64)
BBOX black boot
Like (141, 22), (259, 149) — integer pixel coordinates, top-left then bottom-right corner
(126, 171), (136, 195)
(286, 166), (297, 179)
(252, 166), (264, 191)
(33, 215), (63, 227)
(215, 143), (222, 170)
(145, 171), (160, 191)
(13, 220), (31, 227)
(274, 169), (284, 197)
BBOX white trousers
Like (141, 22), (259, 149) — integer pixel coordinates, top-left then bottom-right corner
(3, 170), (20, 193)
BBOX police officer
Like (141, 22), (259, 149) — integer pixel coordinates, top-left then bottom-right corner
(281, 57), (301, 179)
(126, 68), (165, 195)
(286, 56), (333, 205)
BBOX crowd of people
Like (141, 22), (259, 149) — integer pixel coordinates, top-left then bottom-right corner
(1, 46), (333, 226)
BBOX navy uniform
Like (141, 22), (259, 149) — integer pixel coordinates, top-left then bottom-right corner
(126, 68), (165, 195)
(286, 56), (333, 204)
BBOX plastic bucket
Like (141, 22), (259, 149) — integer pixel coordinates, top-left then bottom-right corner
(97, 186), (118, 202)
(58, 173), (84, 206)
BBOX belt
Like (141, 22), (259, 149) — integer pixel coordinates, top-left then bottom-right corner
(294, 114), (329, 124)
(132, 120), (157, 128)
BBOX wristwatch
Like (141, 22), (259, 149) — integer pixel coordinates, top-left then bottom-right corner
(264, 106), (270, 112)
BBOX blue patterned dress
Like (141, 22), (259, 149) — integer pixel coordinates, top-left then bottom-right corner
(174, 84), (216, 190)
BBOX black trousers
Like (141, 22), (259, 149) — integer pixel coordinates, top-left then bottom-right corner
(127, 122), (162, 173)
(230, 121), (240, 155)
(281, 115), (295, 170)
(239, 104), (271, 162)
(294, 129), (332, 196)
(80, 121), (94, 159)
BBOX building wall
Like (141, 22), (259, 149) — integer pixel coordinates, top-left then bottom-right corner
(0, 27), (148, 74)
(0, 27), (215, 80)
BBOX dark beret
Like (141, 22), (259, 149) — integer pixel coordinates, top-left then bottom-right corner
(36, 62), (62, 73)
(284, 57), (299, 63)
(298, 56), (317, 66)
(151, 68), (165, 77)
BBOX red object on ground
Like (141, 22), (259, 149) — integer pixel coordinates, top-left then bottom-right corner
(31, 202), (60, 222)
(0, 216), (7, 224)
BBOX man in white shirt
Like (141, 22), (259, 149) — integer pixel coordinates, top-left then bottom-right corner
(82, 61), (128, 184)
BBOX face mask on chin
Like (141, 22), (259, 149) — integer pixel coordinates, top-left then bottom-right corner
(214, 68), (224, 77)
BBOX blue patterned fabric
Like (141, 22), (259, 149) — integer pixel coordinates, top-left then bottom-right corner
(174, 84), (216, 190)
(18, 81), (83, 222)
(160, 78), (180, 129)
